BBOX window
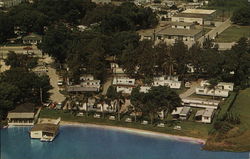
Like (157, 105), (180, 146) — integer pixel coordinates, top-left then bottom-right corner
(184, 26), (186, 29)
(199, 90), (204, 93)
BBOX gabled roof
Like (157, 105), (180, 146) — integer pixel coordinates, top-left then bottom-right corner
(9, 103), (35, 113)
(23, 33), (42, 41)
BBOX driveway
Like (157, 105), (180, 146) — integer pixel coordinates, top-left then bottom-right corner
(198, 19), (232, 44)
(179, 80), (201, 99)
(41, 56), (66, 103)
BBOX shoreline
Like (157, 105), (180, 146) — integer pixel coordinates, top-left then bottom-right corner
(60, 120), (206, 145)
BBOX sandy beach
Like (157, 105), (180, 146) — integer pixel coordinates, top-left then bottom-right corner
(60, 121), (206, 145)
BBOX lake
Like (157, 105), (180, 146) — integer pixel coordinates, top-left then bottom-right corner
(1, 126), (249, 159)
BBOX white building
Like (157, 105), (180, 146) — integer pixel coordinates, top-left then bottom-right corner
(30, 118), (60, 141)
(196, 87), (229, 97)
(182, 97), (220, 109)
(80, 74), (94, 81)
(171, 9), (216, 25)
(0, 0), (22, 8)
(113, 76), (135, 86)
(113, 76), (136, 94)
(170, 22), (195, 29)
(81, 80), (100, 91)
(196, 80), (234, 97)
(153, 76), (181, 89)
(140, 86), (151, 93)
(155, 27), (203, 46)
(7, 103), (36, 126)
(110, 63), (125, 74)
(22, 33), (42, 45)
(200, 80), (234, 91)
(171, 106), (191, 120)
(195, 108), (215, 123)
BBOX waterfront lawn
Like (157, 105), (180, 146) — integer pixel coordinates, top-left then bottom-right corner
(40, 108), (211, 139)
(224, 88), (250, 151)
(205, 88), (250, 152)
(215, 25), (250, 43)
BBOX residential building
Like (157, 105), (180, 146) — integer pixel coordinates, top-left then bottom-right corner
(196, 80), (234, 97)
(171, 107), (184, 119)
(0, 0), (22, 8)
(179, 106), (191, 120)
(110, 63), (125, 74)
(195, 108), (215, 123)
(140, 86), (151, 93)
(67, 74), (101, 93)
(80, 74), (94, 81)
(200, 80), (234, 91)
(171, 106), (191, 120)
(195, 87), (229, 97)
(153, 76), (181, 89)
(113, 76), (136, 94)
(7, 103), (36, 126)
(182, 97), (220, 109)
(22, 33), (42, 45)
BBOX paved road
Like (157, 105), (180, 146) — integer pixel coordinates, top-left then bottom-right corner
(198, 19), (232, 44)
(40, 56), (66, 103)
(179, 80), (201, 99)
(102, 77), (112, 95)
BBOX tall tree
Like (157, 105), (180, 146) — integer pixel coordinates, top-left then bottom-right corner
(39, 24), (73, 63)
(0, 13), (14, 43)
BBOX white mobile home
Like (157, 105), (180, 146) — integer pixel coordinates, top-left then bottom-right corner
(195, 108), (215, 123)
(195, 87), (229, 97)
(153, 76), (181, 89)
(181, 97), (220, 109)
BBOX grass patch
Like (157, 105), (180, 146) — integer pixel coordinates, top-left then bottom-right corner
(216, 92), (237, 119)
(40, 108), (211, 139)
(205, 88), (250, 152)
(215, 25), (250, 43)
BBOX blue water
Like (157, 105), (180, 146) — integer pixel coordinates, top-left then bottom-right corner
(1, 126), (249, 159)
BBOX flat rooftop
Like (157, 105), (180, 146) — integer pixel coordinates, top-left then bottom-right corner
(156, 28), (202, 37)
(182, 9), (216, 15)
(173, 13), (209, 18)
(30, 123), (59, 133)
(170, 21), (194, 27)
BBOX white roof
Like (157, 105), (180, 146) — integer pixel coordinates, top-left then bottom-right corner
(195, 110), (205, 117)
(203, 108), (214, 117)
(171, 107), (183, 115)
(182, 9), (216, 14)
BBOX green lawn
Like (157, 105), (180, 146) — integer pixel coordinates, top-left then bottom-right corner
(40, 108), (211, 139)
(215, 25), (250, 43)
(205, 88), (250, 152)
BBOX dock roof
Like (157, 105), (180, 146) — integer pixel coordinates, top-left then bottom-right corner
(30, 124), (59, 133)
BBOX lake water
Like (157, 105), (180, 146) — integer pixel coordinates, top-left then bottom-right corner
(1, 126), (249, 159)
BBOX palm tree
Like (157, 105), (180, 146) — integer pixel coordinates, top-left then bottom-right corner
(115, 91), (125, 121)
(207, 79), (219, 100)
(162, 51), (176, 77)
(96, 95), (106, 119)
